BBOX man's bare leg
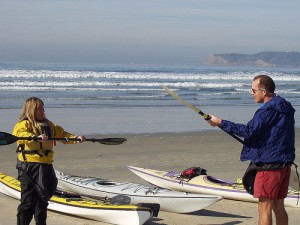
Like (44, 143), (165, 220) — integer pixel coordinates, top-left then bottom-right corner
(273, 199), (288, 225)
(258, 197), (273, 225)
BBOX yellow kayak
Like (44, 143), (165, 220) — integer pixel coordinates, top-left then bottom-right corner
(0, 172), (154, 225)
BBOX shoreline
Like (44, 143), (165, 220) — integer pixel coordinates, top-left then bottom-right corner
(0, 130), (299, 224)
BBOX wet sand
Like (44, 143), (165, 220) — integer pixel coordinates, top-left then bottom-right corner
(0, 130), (299, 225)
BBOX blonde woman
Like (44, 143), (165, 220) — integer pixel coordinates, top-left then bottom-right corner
(13, 97), (86, 225)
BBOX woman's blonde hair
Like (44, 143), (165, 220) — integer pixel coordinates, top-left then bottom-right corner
(19, 97), (47, 134)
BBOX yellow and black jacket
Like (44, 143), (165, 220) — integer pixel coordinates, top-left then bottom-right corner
(13, 120), (77, 164)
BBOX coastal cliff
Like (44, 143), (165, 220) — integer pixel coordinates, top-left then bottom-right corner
(202, 51), (300, 67)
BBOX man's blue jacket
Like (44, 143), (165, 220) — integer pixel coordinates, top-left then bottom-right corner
(220, 95), (295, 163)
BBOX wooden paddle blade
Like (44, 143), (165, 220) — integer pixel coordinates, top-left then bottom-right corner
(87, 138), (127, 145)
(162, 85), (204, 115)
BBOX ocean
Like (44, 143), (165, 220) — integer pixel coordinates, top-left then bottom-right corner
(1, 62), (300, 135)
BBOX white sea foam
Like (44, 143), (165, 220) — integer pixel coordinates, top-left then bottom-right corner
(1, 69), (300, 81)
(1, 65), (300, 110)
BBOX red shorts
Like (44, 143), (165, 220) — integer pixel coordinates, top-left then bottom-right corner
(254, 165), (291, 199)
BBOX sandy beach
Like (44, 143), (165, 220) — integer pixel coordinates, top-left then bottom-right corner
(0, 130), (299, 225)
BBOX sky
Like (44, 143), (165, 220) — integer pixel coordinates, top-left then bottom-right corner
(0, 0), (299, 65)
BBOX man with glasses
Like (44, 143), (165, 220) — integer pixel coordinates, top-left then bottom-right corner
(208, 75), (295, 225)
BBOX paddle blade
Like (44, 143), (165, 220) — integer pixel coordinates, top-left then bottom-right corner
(0, 132), (18, 145)
(88, 138), (127, 145)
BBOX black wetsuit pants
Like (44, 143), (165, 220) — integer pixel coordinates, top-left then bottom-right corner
(16, 162), (57, 225)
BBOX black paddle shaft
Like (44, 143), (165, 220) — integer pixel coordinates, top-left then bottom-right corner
(0, 132), (127, 146)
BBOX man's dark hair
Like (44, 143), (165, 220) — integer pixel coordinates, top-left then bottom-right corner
(253, 75), (275, 93)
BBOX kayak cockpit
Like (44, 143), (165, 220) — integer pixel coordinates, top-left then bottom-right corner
(96, 180), (118, 185)
(206, 176), (236, 185)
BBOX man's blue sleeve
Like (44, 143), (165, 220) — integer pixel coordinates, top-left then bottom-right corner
(220, 109), (274, 139)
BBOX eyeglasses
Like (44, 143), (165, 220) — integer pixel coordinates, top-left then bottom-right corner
(251, 88), (265, 94)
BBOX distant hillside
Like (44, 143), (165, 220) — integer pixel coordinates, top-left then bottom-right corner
(202, 51), (300, 67)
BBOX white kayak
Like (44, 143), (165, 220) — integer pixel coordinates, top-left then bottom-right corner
(56, 170), (222, 213)
(0, 172), (153, 225)
(128, 166), (300, 208)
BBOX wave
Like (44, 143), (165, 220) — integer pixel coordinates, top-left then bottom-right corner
(1, 81), (299, 95)
(1, 66), (300, 109)
(1, 69), (300, 81)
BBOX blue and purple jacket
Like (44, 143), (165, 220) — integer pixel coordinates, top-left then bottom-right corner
(220, 95), (295, 163)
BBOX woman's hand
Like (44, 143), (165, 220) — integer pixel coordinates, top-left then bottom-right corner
(37, 134), (48, 142)
(76, 135), (86, 143)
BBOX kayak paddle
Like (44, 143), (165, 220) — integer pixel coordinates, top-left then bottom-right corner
(162, 85), (244, 144)
(0, 131), (127, 146)
(162, 86), (300, 191)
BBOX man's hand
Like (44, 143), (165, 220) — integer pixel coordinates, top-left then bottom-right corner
(207, 114), (222, 127)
